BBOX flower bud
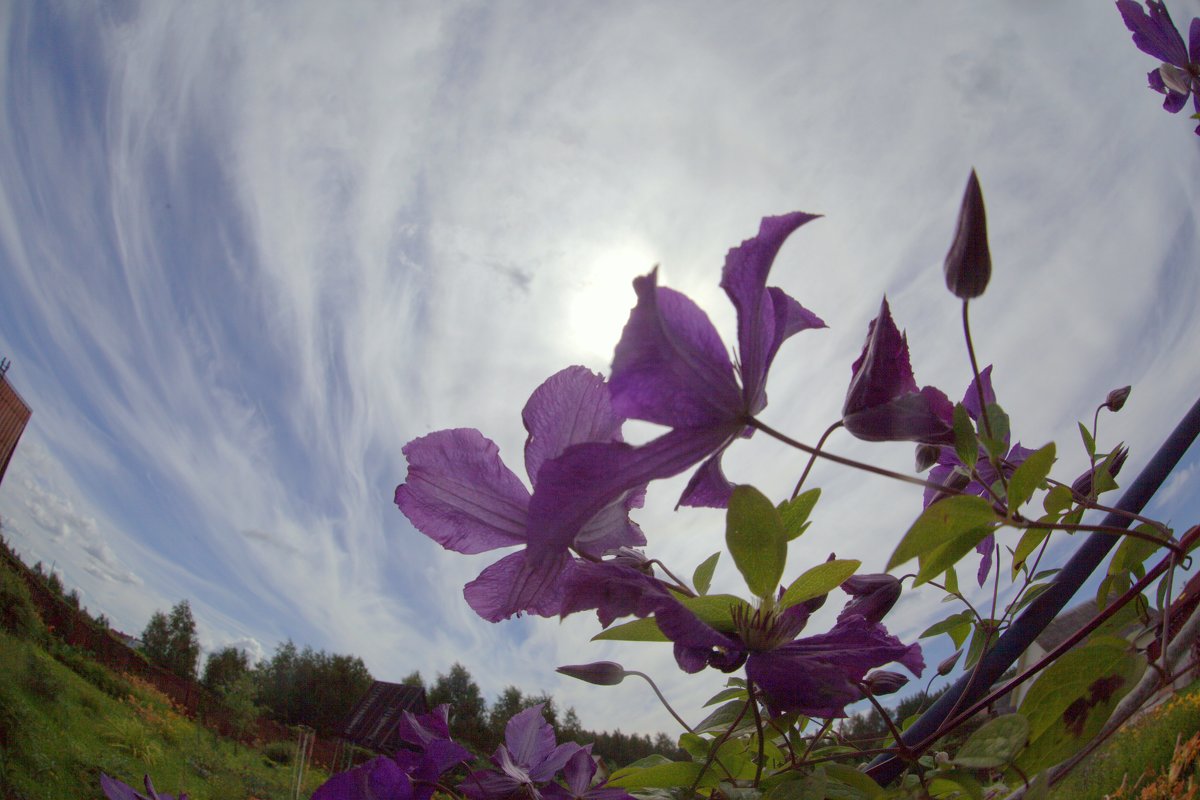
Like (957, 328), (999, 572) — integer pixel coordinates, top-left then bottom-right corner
(863, 670), (909, 697)
(915, 444), (941, 473)
(1070, 444), (1130, 500)
(943, 170), (991, 299)
(937, 649), (962, 676)
(556, 661), (627, 686)
(1105, 386), (1132, 413)
(841, 573), (902, 623)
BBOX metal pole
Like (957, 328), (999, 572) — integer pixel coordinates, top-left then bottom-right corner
(867, 395), (1200, 785)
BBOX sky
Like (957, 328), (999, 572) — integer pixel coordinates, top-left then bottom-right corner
(1, 1), (1199, 739)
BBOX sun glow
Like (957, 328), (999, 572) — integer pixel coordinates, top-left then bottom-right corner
(566, 242), (660, 363)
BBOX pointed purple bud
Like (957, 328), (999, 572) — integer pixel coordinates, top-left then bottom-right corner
(863, 670), (909, 697)
(840, 574), (902, 624)
(1105, 386), (1132, 412)
(1070, 445), (1130, 500)
(915, 444), (941, 473)
(944, 170), (991, 300)
(938, 649), (963, 676)
(556, 662), (628, 686)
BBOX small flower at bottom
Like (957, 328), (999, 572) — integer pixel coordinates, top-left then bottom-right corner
(460, 705), (583, 800)
(100, 775), (188, 800)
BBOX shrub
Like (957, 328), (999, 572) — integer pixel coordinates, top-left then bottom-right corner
(0, 562), (45, 641)
(22, 651), (62, 702)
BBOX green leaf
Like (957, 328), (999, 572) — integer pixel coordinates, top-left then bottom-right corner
(943, 565), (959, 595)
(1078, 421), (1096, 458)
(693, 699), (753, 735)
(963, 619), (1000, 670)
(779, 489), (820, 541)
(727, 485), (787, 599)
(678, 733), (707, 761)
(953, 404), (978, 471)
(1108, 526), (1163, 577)
(608, 760), (719, 789)
(1013, 582), (1053, 613)
(1007, 443), (1056, 510)
(1043, 485), (1073, 515)
(765, 771), (826, 800)
(1016, 636), (1145, 775)
(1011, 528), (1050, 578)
(920, 611), (973, 639)
(592, 593), (750, 642)
(928, 773), (983, 800)
(889, 495), (1000, 571)
(703, 686), (747, 707)
(779, 559), (860, 609)
(952, 713), (1029, 768)
(693, 552), (720, 596)
(980, 403), (1010, 458)
(822, 763), (883, 798)
(916, 525), (994, 586)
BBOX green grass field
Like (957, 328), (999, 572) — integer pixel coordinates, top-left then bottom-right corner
(0, 630), (328, 800)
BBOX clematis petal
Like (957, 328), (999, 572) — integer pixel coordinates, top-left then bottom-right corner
(523, 366), (625, 487)
(975, 534), (995, 586)
(843, 299), (953, 444)
(676, 449), (736, 509)
(505, 705), (558, 769)
(313, 756), (412, 800)
(961, 365), (996, 420)
(721, 212), (821, 412)
(610, 270), (741, 428)
(558, 748), (598, 797)
(843, 389), (955, 444)
(1117, 0), (1189, 66)
(521, 425), (738, 587)
(530, 743), (585, 784)
(748, 649), (862, 718)
(844, 299), (919, 415)
(465, 551), (574, 622)
(769, 286), (826, 340)
(396, 429), (530, 554)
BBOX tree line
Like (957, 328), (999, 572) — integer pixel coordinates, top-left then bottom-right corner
(140, 600), (682, 765)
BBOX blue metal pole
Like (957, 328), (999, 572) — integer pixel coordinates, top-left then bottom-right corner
(867, 395), (1200, 784)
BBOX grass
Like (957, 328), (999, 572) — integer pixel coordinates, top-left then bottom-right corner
(0, 630), (329, 800)
(1051, 679), (1200, 799)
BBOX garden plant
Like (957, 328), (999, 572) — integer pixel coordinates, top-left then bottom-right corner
(102, 2), (1200, 799)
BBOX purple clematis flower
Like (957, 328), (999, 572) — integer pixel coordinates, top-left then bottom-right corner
(922, 367), (1034, 584)
(566, 565), (922, 719)
(100, 775), (187, 800)
(461, 705), (583, 800)
(395, 366), (646, 621)
(1117, 0), (1200, 134)
(606, 213), (826, 509)
(313, 705), (472, 800)
(842, 298), (954, 445)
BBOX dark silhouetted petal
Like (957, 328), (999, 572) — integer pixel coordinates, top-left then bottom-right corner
(864, 670), (909, 697)
(843, 298), (953, 444)
(721, 212), (823, 412)
(610, 270), (741, 428)
(839, 573), (902, 624)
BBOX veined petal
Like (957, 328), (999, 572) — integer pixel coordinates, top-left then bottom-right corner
(747, 650), (861, 718)
(1117, 0), (1189, 66)
(505, 705), (557, 769)
(722, 212), (821, 411)
(525, 425), (738, 566)
(396, 429), (530, 554)
(677, 449), (736, 508)
(523, 366), (625, 487)
(573, 495), (646, 558)
(610, 269), (741, 427)
(465, 551), (574, 622)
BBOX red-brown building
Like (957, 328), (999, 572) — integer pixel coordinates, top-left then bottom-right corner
(0, 360), (31, 485)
